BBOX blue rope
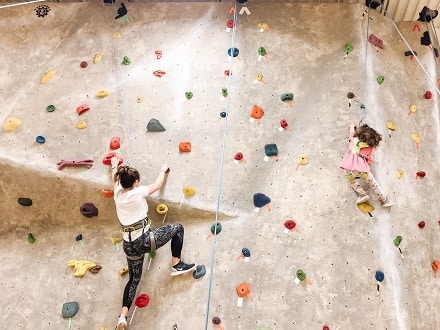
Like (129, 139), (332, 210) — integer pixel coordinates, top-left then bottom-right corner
(203, 2), (238, 329)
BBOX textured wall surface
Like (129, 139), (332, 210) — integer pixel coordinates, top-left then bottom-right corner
(0, 2), (439, 329)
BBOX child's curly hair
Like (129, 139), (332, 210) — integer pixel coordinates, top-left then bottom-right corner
(354, 124), (382, 148)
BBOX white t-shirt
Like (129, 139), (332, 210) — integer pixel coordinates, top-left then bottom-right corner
(114, 182), (151, 241)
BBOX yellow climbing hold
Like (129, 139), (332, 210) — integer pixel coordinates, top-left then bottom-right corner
(96, 89), (110, 98)
(112, 31), (122, 39)
(411, 133), (420, 144)
(119, 266), (128, 276)
(67, 259), (97, 277)
(93, 54), (102, 64)
(296, 154), (309, 165)
(183, 187), (196, 197)
(41, 69), (56, 84)
(256, 73), (263, 81)
(136, 97), (142, 103)
(257, 22), (270, 31)
(110, 236), (122, 245)
(4, 117), (21, 132)
(357, 202), (374, 214)
(76, 120), (88, 129)
(396, 170), (404, 179)
(386, 120), (396, 131)
(409, 105), (417, 113)
(156, 203), (168, 215)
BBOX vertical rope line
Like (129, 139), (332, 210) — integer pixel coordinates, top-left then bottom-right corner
(359, 6), (371, 125)
(204, 2), (238, 329)
(388, 19), (440, 96)
(112, 8), (135, 167)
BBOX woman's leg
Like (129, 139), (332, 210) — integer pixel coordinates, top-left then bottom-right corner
(123, 256), (145, 310)
(365, 172), (387, 202)
(152, 223), (184, 263)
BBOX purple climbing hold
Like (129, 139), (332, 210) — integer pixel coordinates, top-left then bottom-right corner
(80, 203), (98, 218)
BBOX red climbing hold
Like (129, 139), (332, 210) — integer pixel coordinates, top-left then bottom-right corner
(103, 152), (123, 165)
(76, 104), (90, 115)
(227, 20), (234, 28)
(234, 152), (243, 161)
(280, 119), (289, 129)
(418, 221), (425, 229)
(80, 61), (88, 68)
(425, 91), (432, 99)
(110, 136), (120, 150)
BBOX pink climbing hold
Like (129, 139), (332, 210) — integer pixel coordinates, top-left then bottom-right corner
(227, 20), (234, 28)
(368, 34), (384, 49)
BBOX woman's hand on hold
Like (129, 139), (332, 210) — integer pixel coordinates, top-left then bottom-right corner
(160, 165), (169, 173)
(111, 156), (120, 167)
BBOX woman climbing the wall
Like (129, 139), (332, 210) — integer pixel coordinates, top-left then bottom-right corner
(110, 156), (196, 330)
(340, 123), (396, 207)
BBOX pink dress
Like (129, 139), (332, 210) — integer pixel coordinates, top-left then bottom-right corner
(339, 132), (374, 172)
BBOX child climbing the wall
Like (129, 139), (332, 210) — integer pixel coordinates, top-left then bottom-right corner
(340, 123), (396, 207)
(110, 156), (196, 330)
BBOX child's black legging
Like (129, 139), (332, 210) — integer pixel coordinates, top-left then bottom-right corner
(122, 223), (184, 309)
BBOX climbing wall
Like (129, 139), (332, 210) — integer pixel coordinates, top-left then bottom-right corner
(1, 2), (440, 329)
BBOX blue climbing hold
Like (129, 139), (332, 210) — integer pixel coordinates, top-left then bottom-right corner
(375, 270), (384, 282)
(242, 248), (251, 258)
(227, 47), (239, 57)
(36, 136), (45, 144)
(253, 193), (271, 208)
(193, 264), (206, 279)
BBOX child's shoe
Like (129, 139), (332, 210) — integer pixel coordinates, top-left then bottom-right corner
(356, 193), (369, 204)
(381, 198), (396, 207)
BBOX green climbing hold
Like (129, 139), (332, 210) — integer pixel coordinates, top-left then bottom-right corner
(393, 236), (402, 247)
(222, 88), (228, 97)
(258, 47), (267, 56)
(27, 233), (36, 243)
(62, 301), (79, 318)
(46, 105), (55, 112)
(122, 56), (131, 65)
(345, 43), (353, 54)
(149, 250), (156, 258)
(280, 93), (293, 102)
(185, 91), (193, 100)
(296, 269), (307, 281)
(377, 75), (385, 85)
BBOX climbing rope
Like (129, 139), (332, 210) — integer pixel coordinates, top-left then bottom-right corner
(112, 6), (135, 167)
(359, 6), (371, 125)
(203, 2), (239, 329)
(387, 15), (440, 96)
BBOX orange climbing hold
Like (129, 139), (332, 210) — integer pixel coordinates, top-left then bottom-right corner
(250, 105), (264, 120)
(153, 70), (166, 77)
(236, 283), (252, 300)
(432, 260), (440, 277)
(179, 142), (192, 152)
(101, 189), (114, 198)
(155, 50), (162, 59)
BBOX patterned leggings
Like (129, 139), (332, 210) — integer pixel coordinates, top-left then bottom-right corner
(345, 169), (386, 202)
(121, 223), (184, 309)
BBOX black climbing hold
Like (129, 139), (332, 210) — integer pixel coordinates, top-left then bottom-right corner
(418, 6), (438, 22)
(404, 51), (417, 57)
(35, 5), (50, 17)
(18, 198), (32, 206)
(146, 118), (166, 132)
(227, 47), (239, 57)
(193, 265), (206, 279)
(253, 193), (271, 208)
(115, 2), (128, 20)
(76, 234), (83, 242)
(421, 31), (431, 46)
(62, 302), (79, 318)
(365, 0), (383, 10)
(80, 203), (98, 218)
(219, 112), (227, 118)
